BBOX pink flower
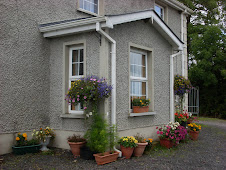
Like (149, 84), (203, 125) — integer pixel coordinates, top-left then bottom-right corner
(160, 131), (163, 135)
(156, 127), (158, 129)
(84, 96), (87, 99)
(157, 131), (160, 134)
(81, 88), (83, 89)
(166, 133), (168, 136)
(84, 107), (87, 110)
(77, 95), (80, 97)
(72, 98), (75, 103)
(93, 79), (96, 81)
(77, 98), (80, 101)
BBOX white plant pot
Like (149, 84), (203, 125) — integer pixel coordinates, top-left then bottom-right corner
(40, 136), (51, 151)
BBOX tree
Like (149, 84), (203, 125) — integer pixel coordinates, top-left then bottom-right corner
(178, 0), (226, 118)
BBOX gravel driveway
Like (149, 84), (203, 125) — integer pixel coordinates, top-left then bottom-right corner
(1, 119), (226, 170)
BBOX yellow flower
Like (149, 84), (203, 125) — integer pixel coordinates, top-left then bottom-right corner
(134, 140), (138, 143)
(140, 100), (142, 102)
(16, 137), (20, 141)
(25, 137), (27, 141)
(23, 133), (27, 138)
(194, 129), (196, 131)
(18, 133), (21, 135)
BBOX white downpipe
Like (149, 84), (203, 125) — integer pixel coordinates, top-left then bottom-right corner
(96, 22), (122, 157)
(170, 51), (181, 122)
(181, 13), (185, 76)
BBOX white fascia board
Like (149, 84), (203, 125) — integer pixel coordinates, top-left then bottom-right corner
(162, 0), (193, 14)
(108, 10), (153, 25)
(151, 11), (183, 50)
(108, 10), (183, 51)
(40, 16), (105, 33)
(43, 24), (97, 38)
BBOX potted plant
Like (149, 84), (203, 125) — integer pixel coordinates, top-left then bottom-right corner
(132, 98), (150, 113)
(32, 127), (55, 151)
(118, 136), (138, 159)
(188, 123), (201, 140)
(156, 122), (180, 148)
(133, 134), (148, 157)
(12, 133), (41, 155)
(144, 138), (153, 152)
(67, 135), (86, 157)
(93, 125), (119, 165)
(65, 75), (113, 118)
(175, 112), (189, 127)
(82, 113), (107, 160)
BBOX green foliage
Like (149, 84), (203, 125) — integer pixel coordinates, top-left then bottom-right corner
(132, 98), (150, 107)
(178, 0), (226, 118)
(84, 113), (108, 153)
(15, 133), (39, 147)
(118, 136), (138, 148)
(109, 125), (118, 153)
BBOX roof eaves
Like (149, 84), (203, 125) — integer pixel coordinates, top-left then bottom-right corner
(39, 16), (106, 33)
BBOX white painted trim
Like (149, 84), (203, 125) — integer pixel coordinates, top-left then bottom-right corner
(77, 8), (99, 17)
(161, 0), (193, 14)
(62, 40), (86, 115)
(41, 10), (183, 50)
(129, 112), (156, 117)
(40, 16), (105, 32)
(151, 12), (183, 51)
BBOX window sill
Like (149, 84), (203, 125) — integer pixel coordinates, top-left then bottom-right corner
(77, 8), (99, 17)
(129, 112), (156, 117)
(60, 113), (84, 119)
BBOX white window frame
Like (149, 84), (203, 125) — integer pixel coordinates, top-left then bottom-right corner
(130, 49), (148, 112)
(78, 0), (99, 15)
(155, 4), (164, 20)
(68, 46), (84, 114)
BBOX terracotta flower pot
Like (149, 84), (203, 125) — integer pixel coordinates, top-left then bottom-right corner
(133, 106), (149, 113)
(187, 119), (193, 124)
(159, 138), (173, 149)
(93, 151), (119, 165)
(120, 145), (134, 159)
(68, 141), (86, 157)
(189, 131), (199, 140)
(133, 142), (148, 157)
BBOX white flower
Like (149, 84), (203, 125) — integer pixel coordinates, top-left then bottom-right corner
(86, 114), (89, 118)
(89, 112), (92, 116)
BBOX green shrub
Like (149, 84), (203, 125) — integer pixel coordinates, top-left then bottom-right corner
(85, 113), (108, 153)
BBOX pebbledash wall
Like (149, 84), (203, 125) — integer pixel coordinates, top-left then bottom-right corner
(0, 0), (185, 154)
(0, 0), (91, 155)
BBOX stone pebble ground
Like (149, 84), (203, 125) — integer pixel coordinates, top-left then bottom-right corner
(1, 119), (226, 170)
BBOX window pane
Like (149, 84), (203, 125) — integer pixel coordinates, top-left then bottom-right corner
(84, 1), (90, 11)
(90, 3), (94, 12)
(72, 50), (79, 62)
(79, 63), (83, 75)
(72, 63), (79, 76)
(80, 49), (83, 62)
(79, 0), (83, 8)
(155, 5), (163, 19)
